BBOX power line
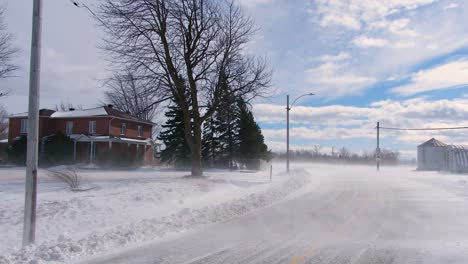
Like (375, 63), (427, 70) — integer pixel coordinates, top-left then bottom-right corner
(379, 126), (468, 131)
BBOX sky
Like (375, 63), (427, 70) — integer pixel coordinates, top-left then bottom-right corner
(2, 0), (468, 158)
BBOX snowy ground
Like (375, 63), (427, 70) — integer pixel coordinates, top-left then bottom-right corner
(81, 163), (468, 264)
(0, 164), (310, 263)
(2, 163), (468, 264)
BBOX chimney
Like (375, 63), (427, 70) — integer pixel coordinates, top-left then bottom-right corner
(107, 104), (113, 108)
(69, 108), (75, 111)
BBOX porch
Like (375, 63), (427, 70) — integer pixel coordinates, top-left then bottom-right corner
(69, 134), (155, 166)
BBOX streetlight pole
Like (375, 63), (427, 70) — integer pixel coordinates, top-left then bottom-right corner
(286, 93), (315, 173)
(23, 0), (42, 246)
(286, 95), (290, 172)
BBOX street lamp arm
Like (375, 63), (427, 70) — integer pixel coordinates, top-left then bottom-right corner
(289, 93), (315, 109)
(286, 92), (314, 173)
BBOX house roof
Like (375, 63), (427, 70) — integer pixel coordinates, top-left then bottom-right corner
(418, 138), (448, 147)
(11, 106), (154, 125)
(69, 134), (152, 145)
(10, 109), (55, 118)
(50, 107), (107, 118)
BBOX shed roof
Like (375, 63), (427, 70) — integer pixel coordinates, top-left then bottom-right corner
(448, 145), (468, 150)
(418, 138), (447, 147)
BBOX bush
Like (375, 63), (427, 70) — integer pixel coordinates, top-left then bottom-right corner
(40, 132), (74, 166)
(47, 168), (82, 191)
(7, 135), (27, 165)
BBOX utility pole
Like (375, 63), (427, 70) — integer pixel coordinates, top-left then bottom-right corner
(286, 95), (290, 173)
(376, 122), (380, 171)
(286, 93), (315, 173)
(23, 0), (42, 246)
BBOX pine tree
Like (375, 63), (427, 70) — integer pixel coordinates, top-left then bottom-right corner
(237, 101), (270, 170)
(216, 89), (241, 169)
(202, 112), (222, 167)
(158, 106), (191, 169)
(202, 76), (241, 169)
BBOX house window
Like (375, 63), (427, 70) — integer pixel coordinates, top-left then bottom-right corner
(66, 121), (73, 135)
(89, 121), (96, 134)
(20, 119), (28, 134)
(137, 125), (142, 137)
(121, 123), (126, 135)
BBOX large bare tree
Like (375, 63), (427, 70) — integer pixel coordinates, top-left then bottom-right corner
(0, 5), (18, 93)
(99, 0), (271, 176)
(105, 70), (160, 121)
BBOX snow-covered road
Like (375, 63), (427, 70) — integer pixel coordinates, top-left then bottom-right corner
(81, 164), (468, 264)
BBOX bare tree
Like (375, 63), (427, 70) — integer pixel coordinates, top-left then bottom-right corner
(105, 70), (159, 121)
(0, 105), (8, 139)
(0, 5), (18, 93)
(312, 145), (321, 156)
(99, 0), (271, 176)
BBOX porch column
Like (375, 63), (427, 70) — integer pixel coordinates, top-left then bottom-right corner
(108, 140), (112, 150)
(144, 145), (147, 162)
(90, 141), (94, 163)
(73, 140), (77, 161)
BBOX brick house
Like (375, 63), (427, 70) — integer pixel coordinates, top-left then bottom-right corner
(8, 105), (160, 165)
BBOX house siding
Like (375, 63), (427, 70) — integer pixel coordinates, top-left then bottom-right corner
(52, 117), (110, 136)
(110, 119), (152, 139)
(9, 116), (152, 145)
(8, 117), (51, 144)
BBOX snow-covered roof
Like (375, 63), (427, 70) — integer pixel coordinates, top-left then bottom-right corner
(51, 107), (108, 118)
(9, 112), (28, 118)
(418, 138), (447, 147)
(11, 106), (155, 125)
(448, 145), (468, 150)
(69, 134), (151, 145)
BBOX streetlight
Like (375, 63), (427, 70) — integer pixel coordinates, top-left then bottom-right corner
(286, 93), (315, 173)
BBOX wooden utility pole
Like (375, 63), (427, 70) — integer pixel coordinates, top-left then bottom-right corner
(376, 122), (380, 171)
(23, 0), (42, 246)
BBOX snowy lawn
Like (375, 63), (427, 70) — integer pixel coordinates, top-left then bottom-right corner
(0, 164), (310, 263)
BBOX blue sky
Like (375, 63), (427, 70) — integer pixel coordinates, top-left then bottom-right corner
(2, 0), (468, 158)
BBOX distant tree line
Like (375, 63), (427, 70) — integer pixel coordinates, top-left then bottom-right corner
(274, 147), (402, 165)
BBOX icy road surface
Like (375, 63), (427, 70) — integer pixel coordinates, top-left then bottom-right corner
(81, 164), (468, 264)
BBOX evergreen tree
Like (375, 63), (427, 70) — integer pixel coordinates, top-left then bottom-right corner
(216, 89), (241, 169)
(158, 106), (191, 169)
(202, 112), (222, 167)
(238, 102), (270, 170)
(202, 76), (241, 169)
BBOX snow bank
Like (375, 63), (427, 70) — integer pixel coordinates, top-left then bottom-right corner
(0, 168), (310, 264)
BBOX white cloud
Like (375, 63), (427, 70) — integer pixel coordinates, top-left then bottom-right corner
(319, 52), (351, 62)
(238, 0), (274, 7)
(387, 18), (419, 37)
(391, 59), (468, 96)
(304, 62), (376, 97)
(256, 97), (468, 154)
(393, 41), (417, 49)
(444, 3), (459, 10)
(352, 36), (388, 47)
(314, 0), (437, 30)
(320, 15), (361, 30)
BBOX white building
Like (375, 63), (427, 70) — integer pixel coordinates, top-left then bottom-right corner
(417, 138), (468, 173)
(417, 138), (448, 171)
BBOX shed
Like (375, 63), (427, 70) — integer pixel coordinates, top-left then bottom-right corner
(446, 145), (468, 173)
(417, 138), (448, 171)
